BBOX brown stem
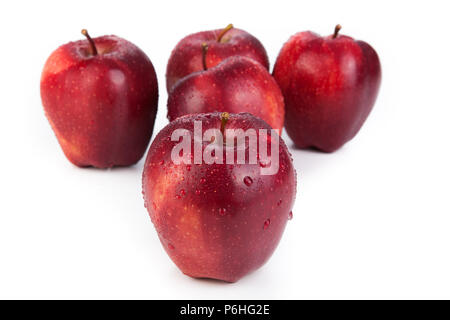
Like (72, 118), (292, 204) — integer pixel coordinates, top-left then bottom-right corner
(202, 42), (208, 70)
(81, 29), (98, 56)
(220, 112), (230, 137)
(217, 23), (234, 42)
(333, 24), (342, 39)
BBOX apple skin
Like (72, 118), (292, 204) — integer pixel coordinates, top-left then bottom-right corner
(167, 56), (285, 132)
(41, 34), (158, 168)
(273, 28), (381, 152)
(166, 26), (269, 92)
(142, 112), (296, 282)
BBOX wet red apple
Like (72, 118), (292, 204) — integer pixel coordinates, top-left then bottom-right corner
(40, 29), (158, 168)
(273, 25), (381, 152)
(142, 112), (296, 282)
(167, 56), (285, 132)
(166, 24), (269, 92)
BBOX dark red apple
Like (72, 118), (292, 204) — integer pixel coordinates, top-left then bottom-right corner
(40, 29), (158, 168)
(273, 25), (381, 152)
(166, 24), (269, 92)
(167, 56), (285, 132)
(142, 112), (296, 282)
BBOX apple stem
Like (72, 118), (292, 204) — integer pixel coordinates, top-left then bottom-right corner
(202, 42), (208, 70)
(81, 29), (98, 56)
(333, 24), (342, 39)
(217, 23), (234, 42)
(220, 112), (230, 137)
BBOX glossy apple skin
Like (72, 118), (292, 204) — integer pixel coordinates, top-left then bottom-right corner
(142, 113), (296, 282)
(273, 31), (381, 152)
(41, 35), (158, 168)
(167, 56), (285, 132)
(166, 27), (269, 92)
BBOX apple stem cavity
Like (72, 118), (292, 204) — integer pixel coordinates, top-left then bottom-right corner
(202, 42), (209, 70)
(217, 23), (234, 42)
(81, 29), (98, 56)
(333, 24), (342, 39)
(220, 112), (230, 137)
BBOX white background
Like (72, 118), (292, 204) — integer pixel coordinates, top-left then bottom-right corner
(0, 0), (449, 299)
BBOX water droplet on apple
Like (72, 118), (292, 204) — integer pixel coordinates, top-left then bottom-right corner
(186, 165), (191, 171)
(168, 243), (175, 250)
(200, 178), (206, 184)
(288, 211), (293, 220)
(180, 189), (186, 196)
(195, 189), (201, 195)
(277, 199), (283, 206)
(159, 160), (165, 165)
(218, 208), (227, 216)
(259, 159), (271, 168)
(243, 176), (253, 186)
(263, 218), (271, 230)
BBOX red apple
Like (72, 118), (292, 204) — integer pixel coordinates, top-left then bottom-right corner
(142, 112), (296, 282)
(273, 25), (381, 152)
(167, 56), (284, 132)
(40, 30), (158, 168)
(166, 24), (269, 92)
